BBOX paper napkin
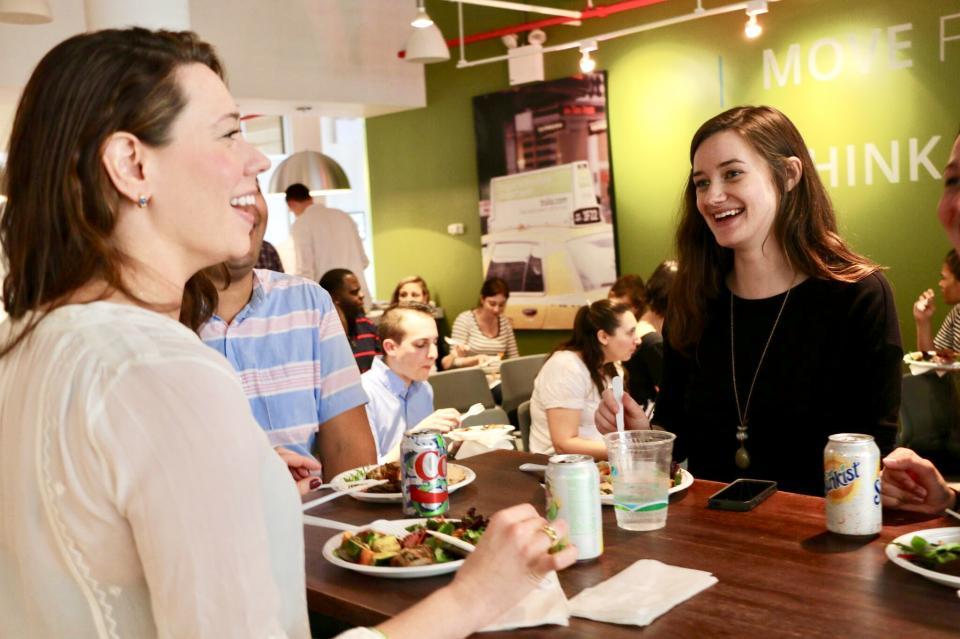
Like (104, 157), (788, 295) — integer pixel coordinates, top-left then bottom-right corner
(568, 559), (717, 626)
(479, 571), (570, 633)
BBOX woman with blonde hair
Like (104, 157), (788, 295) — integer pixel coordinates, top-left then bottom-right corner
(596, 106), (901, 495)
(390, 274), (431, 306)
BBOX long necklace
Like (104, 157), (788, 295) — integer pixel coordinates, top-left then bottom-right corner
(730, 280), (793, 470)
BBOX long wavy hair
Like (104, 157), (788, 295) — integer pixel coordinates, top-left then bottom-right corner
(667, 105), (878, 354)
(0, 28), (224, 357)
(550, 299), (631, 396)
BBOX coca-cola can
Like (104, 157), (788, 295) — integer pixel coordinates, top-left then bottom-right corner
(401, 431), (449, 517)
(824, 433), (881, 536)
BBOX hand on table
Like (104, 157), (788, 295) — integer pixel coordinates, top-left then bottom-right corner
(407, 408), (461, 435)
(881, 447), (957, 514)
(913, 289), (936, 323)
(274, 446), (323, 496)
(595, 388), (650, 435)
(449, 504), (578, 618)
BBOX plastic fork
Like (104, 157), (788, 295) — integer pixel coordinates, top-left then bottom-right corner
(458, 402), (486, 425)
(300, 479), (387, 511)
(305, 516), (476, 554)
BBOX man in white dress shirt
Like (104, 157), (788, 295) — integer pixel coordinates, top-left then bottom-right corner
(285, 182), (371, 302)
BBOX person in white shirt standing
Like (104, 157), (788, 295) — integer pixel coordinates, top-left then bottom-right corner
(285, 181), (371, 303)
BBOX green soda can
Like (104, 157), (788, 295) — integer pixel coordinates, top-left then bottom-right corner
(544, 454), (603, 560)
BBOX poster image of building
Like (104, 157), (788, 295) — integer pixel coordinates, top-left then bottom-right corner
(472, 72), (617, 330)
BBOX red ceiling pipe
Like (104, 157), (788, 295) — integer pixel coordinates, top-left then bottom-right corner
(398, 0), (669, 58)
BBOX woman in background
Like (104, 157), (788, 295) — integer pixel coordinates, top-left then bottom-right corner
(0, 28), (575, 639)
(529, 300), (638, 458)
(442, 276), (520, 370)
(390, 274), (431, 306)
(912, 249), (960, 352)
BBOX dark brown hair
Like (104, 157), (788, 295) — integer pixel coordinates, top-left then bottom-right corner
(667, 105), (878, 353)
(378, 302), (435, 345)
(480, 276), (510, 302)
(551, 299), (631, 396)
(609, 274), (646, 317)
(645, 260), (678, 317)
(1, 28), (224, 356)
(390, 275), (431, 306)
(945, 250), (960, 281)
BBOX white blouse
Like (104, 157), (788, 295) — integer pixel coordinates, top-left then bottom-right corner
(0, 302), (309, 638)
(528, 350), (607, 455)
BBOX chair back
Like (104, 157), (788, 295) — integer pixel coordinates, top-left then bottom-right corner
(500, 354), (547, 415)
(428, 367), (495, 412)
(517, 399), (532, 452)
(899, 373), (960, 473)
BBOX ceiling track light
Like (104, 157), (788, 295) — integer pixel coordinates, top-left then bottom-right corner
(579, 40), (597, 73)
(744, 0), (768, 39)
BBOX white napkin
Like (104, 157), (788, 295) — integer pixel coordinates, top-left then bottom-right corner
(454, 436), (515, 459)
(568, 559), (717, 626)
(908, 363), (948, 377)
(480, 571), (570, 633)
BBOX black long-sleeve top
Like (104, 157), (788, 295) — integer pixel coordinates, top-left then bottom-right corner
(655, 272), (902, 496)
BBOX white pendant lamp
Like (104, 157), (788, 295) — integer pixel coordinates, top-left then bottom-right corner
(268, 151), (351, 196)
(405, 0), (449, 64)
(0, 0), (52, 24)
(84, 0), (190, 30)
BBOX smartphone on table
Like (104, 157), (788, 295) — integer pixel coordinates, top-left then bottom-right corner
(707, 479), (777, 511)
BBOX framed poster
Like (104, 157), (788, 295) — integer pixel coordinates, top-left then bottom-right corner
(473, 72), (617, 330)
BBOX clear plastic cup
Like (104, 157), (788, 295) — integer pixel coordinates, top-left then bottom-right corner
(603, 430), (676, 531)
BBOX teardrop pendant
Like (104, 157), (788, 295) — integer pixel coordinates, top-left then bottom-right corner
(735, 446), (751, 470)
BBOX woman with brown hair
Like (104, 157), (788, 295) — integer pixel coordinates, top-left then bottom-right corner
(596, 106), (902, 495)
(0, 28), (574, 639)
(442, 276), (520, 370)
(529, 299), (638, 457)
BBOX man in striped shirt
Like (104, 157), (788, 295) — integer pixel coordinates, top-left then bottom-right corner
(320, 268), (381, 373)
(200, 190), (376, 482)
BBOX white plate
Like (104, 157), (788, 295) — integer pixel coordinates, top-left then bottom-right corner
(600, 468), (695, 506)
(445, 424), (515, 442)
(329, 464), (476, 503)
(885, 527), (960, 588)
(903, 352), (960, 372)
(322, 518), (465, 579)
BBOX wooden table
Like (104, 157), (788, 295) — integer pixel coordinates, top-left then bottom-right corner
(304, 450), (960, 637)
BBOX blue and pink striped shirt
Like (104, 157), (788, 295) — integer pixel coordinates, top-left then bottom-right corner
(199, 269), (368, 458)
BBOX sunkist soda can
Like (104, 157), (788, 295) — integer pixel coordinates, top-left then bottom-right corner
(400, 431), (449, 517)
(545, 454), (603, 560)
(824, 433), (881, 536)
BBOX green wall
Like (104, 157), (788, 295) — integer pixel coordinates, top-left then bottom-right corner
(367, 0), (960, 356)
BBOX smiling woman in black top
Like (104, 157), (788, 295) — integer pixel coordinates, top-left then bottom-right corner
(595, 106), (902, 495)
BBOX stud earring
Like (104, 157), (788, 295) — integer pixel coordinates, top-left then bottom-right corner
(137, 195), (150, 208)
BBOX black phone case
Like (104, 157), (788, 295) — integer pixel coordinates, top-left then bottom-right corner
(707, 479), (778, 511)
